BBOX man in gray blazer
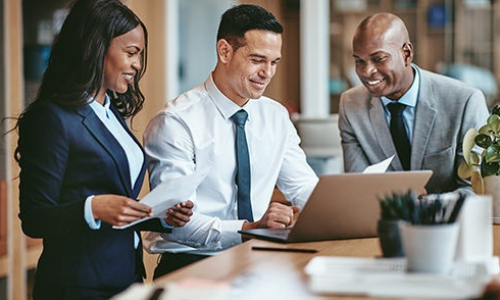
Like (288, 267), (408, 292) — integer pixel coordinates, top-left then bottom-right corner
(338, 12), (489, 195)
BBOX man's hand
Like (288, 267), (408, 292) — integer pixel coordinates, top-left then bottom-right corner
(242, 202), (300, 231)
(479, 280), (500, 300)
(92, 194), (152, 227)
(164, 200), (194, 227)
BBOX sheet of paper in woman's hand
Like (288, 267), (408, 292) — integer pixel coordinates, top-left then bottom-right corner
(113, 145), (213, 229)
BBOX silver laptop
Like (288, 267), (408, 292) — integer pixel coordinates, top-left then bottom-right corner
(238, 170), (433, 243)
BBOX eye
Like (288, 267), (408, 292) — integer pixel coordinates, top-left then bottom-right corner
(354, 59), (364, 66)
(251, 58), (263, 64)
(373, 56), (387, 63)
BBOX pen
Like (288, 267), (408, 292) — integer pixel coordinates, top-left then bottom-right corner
(147, 287), (165, 300)
(251, 246), (317, 253)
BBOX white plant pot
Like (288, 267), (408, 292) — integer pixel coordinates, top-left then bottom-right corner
(483, 176), (500, 224)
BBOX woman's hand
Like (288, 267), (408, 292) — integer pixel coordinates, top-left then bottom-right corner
(164, 200), (194, 227)
(92, 194), (152, 227)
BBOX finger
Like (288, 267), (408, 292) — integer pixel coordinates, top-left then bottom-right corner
(181, 200), (194, 208)
(128, 201), (153, 214)
(290, 205), (301, 214)
(168, 208), (191, 222)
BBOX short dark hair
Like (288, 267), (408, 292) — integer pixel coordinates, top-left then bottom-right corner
(216, 4), (283, 50)
(33, 0), (148, 118)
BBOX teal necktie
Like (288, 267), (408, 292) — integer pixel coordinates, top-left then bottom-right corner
(231, 110), (253, 222)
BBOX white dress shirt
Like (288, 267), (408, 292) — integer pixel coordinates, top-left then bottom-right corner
(143, 74), (318, 254)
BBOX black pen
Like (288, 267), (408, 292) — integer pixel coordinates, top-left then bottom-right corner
(251, 246), (317, 253)
(147, 287), (165, 300)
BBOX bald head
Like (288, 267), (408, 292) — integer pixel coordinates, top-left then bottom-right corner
(351, 13), (414, 100)
(354, 13), (410, 50)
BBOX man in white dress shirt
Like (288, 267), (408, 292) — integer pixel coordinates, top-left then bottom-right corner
(142, 4), (319, 278)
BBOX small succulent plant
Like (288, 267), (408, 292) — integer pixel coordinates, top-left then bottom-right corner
(378, 190), (465, 225)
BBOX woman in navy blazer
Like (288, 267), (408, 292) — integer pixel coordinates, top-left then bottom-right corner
(14, 0), (193, 299)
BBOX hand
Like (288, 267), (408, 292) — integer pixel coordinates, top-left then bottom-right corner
(242, 202), (300, 231)
(164, 200), (194, 227)
(480, 280), (500, 300)
(92, 194), (152, 227)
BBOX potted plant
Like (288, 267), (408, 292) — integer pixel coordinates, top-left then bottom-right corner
(458, 105), (500, 223)
(377, 191), (465, 258)
(458, 104), (500, 194)
(377, 190), (414, 258)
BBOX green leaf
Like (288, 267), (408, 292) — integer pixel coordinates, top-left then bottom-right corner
(475, 134), (492, 149)
(478, 124), (491, 135)
(485, 145), (500, 163)
(492, 105), (500, 116)
(481, 160), (500, 177)
(487, 114), (500, 133)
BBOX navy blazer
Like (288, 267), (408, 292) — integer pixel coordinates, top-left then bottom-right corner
(17, 100), (168, 296)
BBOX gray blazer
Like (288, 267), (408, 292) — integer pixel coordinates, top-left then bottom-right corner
(338, 65), (489, 194)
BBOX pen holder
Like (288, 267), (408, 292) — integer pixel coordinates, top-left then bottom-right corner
(399, 222), (459, 274)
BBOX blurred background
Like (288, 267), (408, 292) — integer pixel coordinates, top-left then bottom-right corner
(2, 0), (499, 299)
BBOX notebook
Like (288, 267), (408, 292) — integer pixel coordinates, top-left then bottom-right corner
(238, 170), (433, 243)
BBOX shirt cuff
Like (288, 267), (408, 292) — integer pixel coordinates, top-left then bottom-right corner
(160, 217), (174, 229)
(219, 219), (246, 247)
(84, 195), (101, 230)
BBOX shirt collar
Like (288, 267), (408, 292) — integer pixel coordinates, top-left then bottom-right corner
(204, 73), (255, 121)
(381, 65), (419, 108)
(88, 93), (112, 118)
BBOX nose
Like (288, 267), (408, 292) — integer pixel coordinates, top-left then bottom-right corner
(259, 62), (275, 78)
(132, 57), (142, 71)
(358, 61), (376, 78)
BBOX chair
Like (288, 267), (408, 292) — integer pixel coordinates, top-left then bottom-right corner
(294, 114), (344, 175)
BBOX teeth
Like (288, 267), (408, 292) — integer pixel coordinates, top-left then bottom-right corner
(125, 74), (134, 81)
(367, 79), (382, 86)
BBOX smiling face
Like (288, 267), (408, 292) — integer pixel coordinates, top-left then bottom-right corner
(214, 29), (282, 106)
(352, 14), (414, 100)
(103, 25), (145, 96)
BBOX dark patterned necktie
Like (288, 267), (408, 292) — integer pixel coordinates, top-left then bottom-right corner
(388, 102), (411, 170)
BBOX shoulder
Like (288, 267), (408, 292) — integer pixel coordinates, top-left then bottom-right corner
(20, 101), (75, 128)
(418, 68), (481, 96)
(145, 85), (212, 138)
(339, 85), (372, 110)
(252, 96), (290, 115)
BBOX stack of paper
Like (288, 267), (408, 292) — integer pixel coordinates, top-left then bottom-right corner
(305, 256), (496, 299)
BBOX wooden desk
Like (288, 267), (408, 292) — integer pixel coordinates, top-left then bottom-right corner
(155, 225), (500, 299)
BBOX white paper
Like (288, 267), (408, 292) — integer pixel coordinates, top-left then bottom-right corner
(362, 155), (394, 174)
(113, 146), (213, 229)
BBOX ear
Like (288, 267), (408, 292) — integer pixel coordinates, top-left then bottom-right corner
(217, 39), (233, 64)
(402, 42), (414, 67)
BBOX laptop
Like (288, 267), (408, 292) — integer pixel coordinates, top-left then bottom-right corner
(238, 170), (433, 243)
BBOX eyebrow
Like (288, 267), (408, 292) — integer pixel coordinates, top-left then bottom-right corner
(125, 45), (143, 52)
(249, 53), (281, 62)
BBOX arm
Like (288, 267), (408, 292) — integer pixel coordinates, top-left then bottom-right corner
(275, 116), (319, 208)
(144, 112), (241, 250)
(18, 104), (91, 238)
(338, 92), (372, 173)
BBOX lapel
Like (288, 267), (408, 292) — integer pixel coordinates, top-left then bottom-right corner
(108, 105), (148, 197)
(369, 96), (401, 169)
(411, 68), (437, 170)
(75, 105), (134, 196)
